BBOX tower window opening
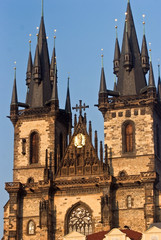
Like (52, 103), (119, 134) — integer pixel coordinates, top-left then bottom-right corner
(28, 220), (35, 235)
(125, 123), (133, 152)
(22, 138), (26, 155)
(127, 195), (132, 208)
(30, 132), (39, 164)
(122, 121), (135, 154)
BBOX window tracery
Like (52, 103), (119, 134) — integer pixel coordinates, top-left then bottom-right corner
(68, 205), (92, 235)
(28, 220), (35, 235)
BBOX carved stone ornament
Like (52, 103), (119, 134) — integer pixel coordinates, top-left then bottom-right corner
(74, 133), (86, 148)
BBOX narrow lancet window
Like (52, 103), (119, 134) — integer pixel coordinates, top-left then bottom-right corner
(125, 123), (133, 152)
(28, 220), (35, 235)
(30, 132), (39, 164)
(127, 195), (132, 208)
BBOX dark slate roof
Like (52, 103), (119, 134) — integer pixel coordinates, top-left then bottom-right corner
(148, 61), (155, 87)
(141, 34), (149, 58)
(99, 67), (107, 93)
(27, 16), (52, 108)
(11, 70), (18, 105)
(114, 37), (120, 62)
(65, 77), (71, 113)
(26, 51), (32, 79)
(87, 229), (142, 240)
(117, 1), (147, 96)
(51, 46), (56, 73)
(51, 70), (58, 101)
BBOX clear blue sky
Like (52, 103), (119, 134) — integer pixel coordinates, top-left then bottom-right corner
(0, 0), (161, 237)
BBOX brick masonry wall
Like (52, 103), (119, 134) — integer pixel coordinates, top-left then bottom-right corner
(104, 107), (154, 176)
(13, 117), (54, 183)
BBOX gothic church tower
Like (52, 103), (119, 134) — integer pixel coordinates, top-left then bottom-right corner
(3, 1), (161, 240)
(98, 0), (161, 232)
(3, 4), (111, 240)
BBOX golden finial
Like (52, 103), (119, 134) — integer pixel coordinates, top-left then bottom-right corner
(54, 29), (56, 39)
(101, 48), (104, 67)
(149, 42), (152, 62)
(29, 34), (32, 51)
(115, 19), (118, 38)
(142, 14), (145, 24)
(46, 36), (49, 40)
(36, 27), (39, 38)
(14, 61), (16, 70)
(54, 29), (56, 47)
(14, 61), (16, 79)
(142, 14), (146, 35)
(125, 12), (128, 32)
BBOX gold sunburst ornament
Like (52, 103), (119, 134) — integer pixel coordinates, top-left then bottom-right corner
(74, 133), (86, 148)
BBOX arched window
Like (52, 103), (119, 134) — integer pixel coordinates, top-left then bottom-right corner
(30, 132), (39, 164)
(125, 124), (133, 152)
(122, 121), (135, 154)
(27, 177), (34, 184)
(66, 203), (92, 236)
(127, 195), (132, 208)
(28, 220), (35, 235)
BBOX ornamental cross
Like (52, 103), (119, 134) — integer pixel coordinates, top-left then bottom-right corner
(72, 100), (89, 116)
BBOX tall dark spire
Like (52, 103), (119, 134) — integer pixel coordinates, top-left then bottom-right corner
(11, 66), (18, 105)
(99, 53), (107, 93)
(141, 16), (149, 75)
(65, 77), (71, 113)
(124, 26), (132, 71)
(27, 12), (51, 108)
(26, 40), (33, 86)
(50, 33), (57, 85)
(50, 62), (59, 112)
(113, 22), (120, 76)
(10, 66), (18, 125)
(116, 1), (147, 96)
(148, 56), (155, 88)
(33, 43), (41, 83)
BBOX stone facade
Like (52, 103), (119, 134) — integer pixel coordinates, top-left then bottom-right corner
(3, 1), (161, 240)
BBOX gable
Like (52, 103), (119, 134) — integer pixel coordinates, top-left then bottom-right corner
(56, 114), (108, 178)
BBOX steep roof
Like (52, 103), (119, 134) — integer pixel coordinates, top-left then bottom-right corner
(116, 1), (147, 95)
(65, 77), (71, 113)
(27, 16), (52, 108)
(11, 68), (18, 105)
(99, 67), (107, 93)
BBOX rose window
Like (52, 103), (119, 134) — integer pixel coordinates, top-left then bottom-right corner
(68, 206), (92, 235)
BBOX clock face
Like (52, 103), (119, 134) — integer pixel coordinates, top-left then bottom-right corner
(74, 133), (86, 148)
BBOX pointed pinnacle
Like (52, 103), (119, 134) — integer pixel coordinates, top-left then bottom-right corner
(148, 61), (155, 87)
(11, 67), (18, 105)
(65, 77), (71, 113)
(99, 67), (107, 93)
